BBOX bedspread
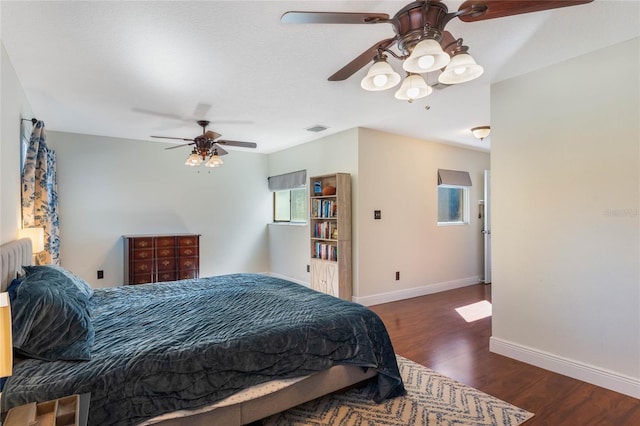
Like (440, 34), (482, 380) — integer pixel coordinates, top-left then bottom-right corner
(1, 273), (404, 425)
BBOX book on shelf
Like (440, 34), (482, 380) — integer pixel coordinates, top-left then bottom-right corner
(313, 242), (338, 261)
(314, 221), (336, 239)
(311, 199), (337, 218)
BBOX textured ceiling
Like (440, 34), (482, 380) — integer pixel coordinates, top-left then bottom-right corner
(2, 1), (638, 154)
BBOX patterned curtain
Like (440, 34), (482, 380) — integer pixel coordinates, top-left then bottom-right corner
(21, 120), (60, 265)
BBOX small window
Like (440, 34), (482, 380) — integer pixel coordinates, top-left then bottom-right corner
(274, 188), (307, 223)
(438, 185), (469, 225)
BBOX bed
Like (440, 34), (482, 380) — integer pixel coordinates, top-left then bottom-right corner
(0, 238), (405, 425)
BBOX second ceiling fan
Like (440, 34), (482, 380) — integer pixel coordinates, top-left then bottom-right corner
(152, 120), (257, 168)
(281, 1), (593, 101)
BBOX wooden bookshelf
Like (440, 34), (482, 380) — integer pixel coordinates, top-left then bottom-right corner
(309, 173), (352, 300)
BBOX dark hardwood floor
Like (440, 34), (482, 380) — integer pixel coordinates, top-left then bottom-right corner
(368, 284), (640, 426)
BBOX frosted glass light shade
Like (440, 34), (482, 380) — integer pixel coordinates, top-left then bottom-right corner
(438, 53), (484, 84)
(185, 152), (203, 166)
(19, 227), (44, 253)
(403, 39), (450, 73)
(361, 60), (401, 91)
(394, 74), (433, 101)
(205, 155), (224, 168)
(471, 126), (491, 140)
(0, 292), (12, 378)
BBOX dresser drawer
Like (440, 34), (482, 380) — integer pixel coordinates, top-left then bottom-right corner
(178, 257), (198, 270)
(156, 258), (176, 271)
(130, 274), (153, 285)
(131, 260), (153, 274)
(156, 236), (176, 248)
(178, 246), (197, 257)
(178, 270), (198, 280)
(156, 247), (175, 258)
(157, 271), (177, 282)
(131, 238), (153, 249)
(178, 236), (198, 246)
(131, 248), (153, 260)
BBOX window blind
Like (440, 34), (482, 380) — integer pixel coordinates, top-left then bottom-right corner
(438, 169), (472, 186)
(268, 170), (307, 191)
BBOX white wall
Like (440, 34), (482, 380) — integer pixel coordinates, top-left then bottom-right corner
(46, 131), (271, 288)
(267, 127), (490, 303)
(491, 37), (639, 397)
(356, 128), (489, 304)
(267, 128), (358, 284)
(0, 44), (33, 244)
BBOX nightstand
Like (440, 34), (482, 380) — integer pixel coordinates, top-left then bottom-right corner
(3, 393), (89, 426)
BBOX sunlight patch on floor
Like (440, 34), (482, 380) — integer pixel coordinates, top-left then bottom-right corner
(455, 300), (492, 322)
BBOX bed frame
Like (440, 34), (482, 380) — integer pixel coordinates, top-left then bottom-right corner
(0, 238), (376, 425)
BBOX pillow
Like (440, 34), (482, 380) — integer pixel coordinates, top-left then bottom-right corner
(23, 265), (94, 299)
(12, 266), (94, 361)
(7, 277), (22, 303)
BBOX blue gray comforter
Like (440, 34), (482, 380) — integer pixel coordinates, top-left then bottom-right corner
(2, 273), (404, 425)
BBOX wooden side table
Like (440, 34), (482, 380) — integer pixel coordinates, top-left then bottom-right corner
(4, 393), (89, 426)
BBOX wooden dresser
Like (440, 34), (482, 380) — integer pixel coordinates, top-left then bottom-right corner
(123, 234), (200, 285)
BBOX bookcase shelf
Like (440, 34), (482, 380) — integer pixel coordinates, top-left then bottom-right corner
(309, 173), (351, 300)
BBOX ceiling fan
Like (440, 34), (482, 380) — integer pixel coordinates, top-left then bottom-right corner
(281, 0), (593, 100)
(152, 120), (257, 168)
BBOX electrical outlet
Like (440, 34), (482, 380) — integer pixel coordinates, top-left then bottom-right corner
(374, 210), (381, 220)
(306, 264), (310, 273)
(97, 270), (104, 279)
(395, 271), (400, 281)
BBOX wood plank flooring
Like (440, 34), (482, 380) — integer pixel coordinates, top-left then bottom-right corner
(368, 284), (640, 426)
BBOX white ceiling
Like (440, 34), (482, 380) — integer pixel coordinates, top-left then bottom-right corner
(2, 1), (638, 154)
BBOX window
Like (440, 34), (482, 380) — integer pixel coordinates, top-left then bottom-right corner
(268, 170), (307, 223)
(273, 188), (307, 222)
(438, 185), (469, 225)
(437, 169), (471, 226)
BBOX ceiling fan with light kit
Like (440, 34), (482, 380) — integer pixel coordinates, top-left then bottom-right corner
(152, 120), (257, 168)
(281, 0), (593, 102)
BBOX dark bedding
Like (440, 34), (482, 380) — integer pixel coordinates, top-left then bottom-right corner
(2, 273), (404, 425)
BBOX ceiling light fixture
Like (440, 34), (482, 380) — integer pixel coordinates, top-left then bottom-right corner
(185, 143), (224, 168)
(403, 38), (450, 73)
(394, 73), (433, 102)
(439, 41), (484, 84)
(360, 29), (483, 102)
(361, 54), (401, 91)
(205, 150), (224, 168)
(471, 126), (491, 140)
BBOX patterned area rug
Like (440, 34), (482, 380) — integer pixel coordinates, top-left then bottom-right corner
(262, 355), (534, 425)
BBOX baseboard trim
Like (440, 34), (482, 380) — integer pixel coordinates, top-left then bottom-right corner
(490, 337), (640, 399)
(353, 276), (481, 306)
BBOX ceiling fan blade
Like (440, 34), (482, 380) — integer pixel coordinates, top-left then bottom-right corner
(212, 144), (229, 156)
(192, 102), (212, 118)
(164, 142), (195, 150)
(204, 130), (222, 140)
(329, 37), (397, 82)
(151, 136), (195, 142)
(133, 107), (183, 120)
(281, 11), (390, 25)
(458, 0), (594, 22)
(216, 140), (258, 149)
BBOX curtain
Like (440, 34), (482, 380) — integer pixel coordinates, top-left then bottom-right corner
(268, 170), (307, 191)
(21, 120), (60, 265)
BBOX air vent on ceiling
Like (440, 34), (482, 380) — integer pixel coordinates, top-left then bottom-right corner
(306, 125), (328, 133)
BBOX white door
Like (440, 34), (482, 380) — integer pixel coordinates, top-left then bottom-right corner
(483, 170), (492, 283)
